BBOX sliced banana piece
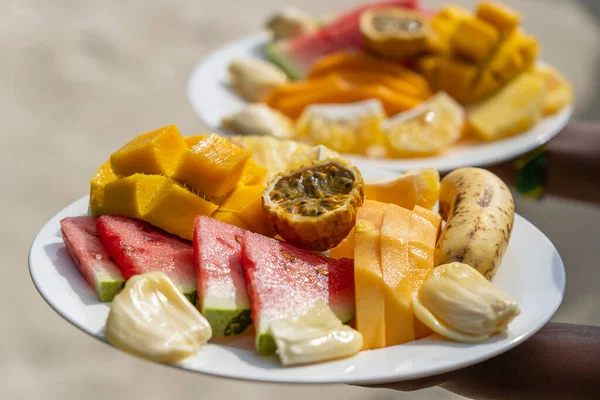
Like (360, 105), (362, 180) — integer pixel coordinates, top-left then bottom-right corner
(413, 262), (520, 343)
(228, 58), (287, 102)
(222, 103), (296, 139)
(105, 272), (212, 363)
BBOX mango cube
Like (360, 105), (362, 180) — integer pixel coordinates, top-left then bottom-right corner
(476, 1), (521, 36)
(218, 184), (274, 236)
(144, 182), (218, 240)
(89, 160), (118, 215)
(437, 57), (478, 102)
(451, 17), (500, 62)
(436, 4), (472, 22)
(110, 125), (187, 178)
(102, 174), (171, 219)
(183, 134), (207, 148)
(239, 159), (268, 186)
(211, 211), (249, 230)
(171, 134), (251, 197)
(416, 56), (443, 90)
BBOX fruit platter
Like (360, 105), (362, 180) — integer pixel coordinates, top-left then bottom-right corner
(188, 0), (573, 172)
(30, 125), (565, 384)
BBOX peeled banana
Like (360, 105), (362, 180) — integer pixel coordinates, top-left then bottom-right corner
(435, 168), (514, 280)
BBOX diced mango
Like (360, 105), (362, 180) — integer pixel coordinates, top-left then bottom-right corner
(89, 160), (118, 215)
(329, 227), (355, 260)
(410, 206), (441, 339)
(183, 134), (207, 148)
(211, 211), (249, 230)
(436, 4), (473, 22)
(239, 159), (268, 186)
(110, 125), (187, 178)
(171, 134), (251, 197)
(143, 182), (218, 240)
(451, 17), (500, 63)
(519, 32), (539, 66)
(354, 200), (387, 350)
(102, 174), (171, 219)
(437, 58), (478, 102)
(476, 1), (521, 36)
(416, 56), (443, 90)
(380, 204), (414, 346)
(218, 184), (274, 236)
(485, 32), (527, 82)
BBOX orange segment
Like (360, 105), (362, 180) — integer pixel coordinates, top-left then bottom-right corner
(110, 125), (187, 178)
(171, 134), (251, 197)
(89, 160), (118, 216)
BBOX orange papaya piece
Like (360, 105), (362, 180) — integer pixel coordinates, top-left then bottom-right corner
(334, 70), (432, 100)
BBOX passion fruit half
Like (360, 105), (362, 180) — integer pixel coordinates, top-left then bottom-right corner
(262, 158), (364, 251)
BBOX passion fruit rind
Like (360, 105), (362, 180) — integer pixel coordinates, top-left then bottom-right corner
(262, 158), (364, 252)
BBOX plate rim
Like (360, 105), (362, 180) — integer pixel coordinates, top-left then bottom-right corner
(29, 194), (566, 385)
(187, 32), (573, 173)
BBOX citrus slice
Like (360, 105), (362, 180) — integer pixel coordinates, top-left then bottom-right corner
(364, 168), (440, 210)
(262, 158), (364, 251)
(382, 92), (464, 157)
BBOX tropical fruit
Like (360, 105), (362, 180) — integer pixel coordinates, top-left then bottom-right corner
(264, 0), (421, 79)
(183, 135), (207, 147)
(382, 92), (464, 156)
(467, 72), (546, 141)
(110, 125), (187, 178)
(60, 216), (125, 302)
(532, 65), (573, 115)
(241, 230), (355, 354)
(364, 167), (440, 210)
(193, 217), (252, 336)
(451, 17), (500, 63)
(96, 215), (197, 303)
(89, 160), (118, 216)
(171, 134), (251, 197)
(262, 158), (364, 251)
(475, 1), (521, 36)
(329, 227), (355, 260)
(101, 174), (171, 219)
(353, 200), (387, 349)
(218, 184), (274, 237)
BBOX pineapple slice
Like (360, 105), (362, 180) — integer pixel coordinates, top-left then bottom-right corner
(451, 17), (501, 63)
(468, 72), (546, 141)
(475, 1), (521, 36)
(532, 66), (574, 115)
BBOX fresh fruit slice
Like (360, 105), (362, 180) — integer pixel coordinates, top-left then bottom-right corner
(96, 215), (197, 303)
(262, 158), (364, 251)
(286, 144), (341, 172)
(238, 159), (268, 186)
(183, 135), (207, 147)
(475, 1), (521, 36)
(468, 72), (546, 141)
(193, 217), (252, 336)
(228, 58), (287, 102)
(532, 65), (573, 115)
(218, 184), (275, 237)
(353, 200), (387, 349)
(364, 168), (440, 210)
(221, 103), (296, 139)
(102, 174), (171, 219)
(110, 125), (187, 178)
(428, 4), (472, 55)
(329, 227), (355, 260)
(295, 99), (385, 154)
(60, 216), (125, 302)
(382, 92), (465, 156)
(89, 160), (118, 216)
(437, 57), (478, 103)
(451, 17), (500, 63)
(241, 231), (355, 354)
(360, 8), (430, 59)
(211, 211), (249, 230)
(380, 204), (414, 346)
(171, 134), (251, 197)
(265, 0), (421, 79)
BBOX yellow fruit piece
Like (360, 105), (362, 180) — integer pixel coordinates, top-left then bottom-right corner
(183, 135), (207, 148)
(409, 206), (441, 339)
(329, 227), (355, 260)
(476, 1), (521, 36)
(364, 168), (440, 210)
(102, 174), (171, 219)
(211, 211), (249, 230)
(383, 92), (465, 157)
(416, 56), (442, 91)
(219, 184), (274, 236)
(429, 5), (472, 55)
(436, 4), (472, 22)
(143, 182), (218, 240)
(89, 160), (118, 216)
(239, 159), (268, 186)
(171, 134), (251, 197)
(519, 32), (539, 66)
(110, 125), (187, 178)
(354, 200), (387, 350)
(451, 17), (501, 63)
(468, 72), (546, 141)
(380, 204), (414, 346)
(532, 66), (573, 115)
(287, 144), (341, 172)
(437, 57), (478, 103)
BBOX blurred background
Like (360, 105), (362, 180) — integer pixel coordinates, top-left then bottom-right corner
(4, 0), (599, 399)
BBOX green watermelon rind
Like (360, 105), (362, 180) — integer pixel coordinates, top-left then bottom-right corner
(96, 279), (125, 302)
(201, 308), (253, 337)
(263, 41), (304, 81)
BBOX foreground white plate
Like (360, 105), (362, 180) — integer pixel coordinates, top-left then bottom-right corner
(29, 166), (565, 384)
(188, 32), (572, 172)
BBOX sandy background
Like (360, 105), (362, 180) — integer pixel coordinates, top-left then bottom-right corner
(3, 0), (600, 399)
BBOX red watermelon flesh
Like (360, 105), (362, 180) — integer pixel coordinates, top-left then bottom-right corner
(265, 0), (421, 79)
(241, 231), (354, 354)
(96, 215), (197, 302)
(193, 216), (251, 336)
(60, 216), (125, 302)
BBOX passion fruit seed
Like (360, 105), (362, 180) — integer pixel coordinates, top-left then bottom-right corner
(270, 163), (355, 217)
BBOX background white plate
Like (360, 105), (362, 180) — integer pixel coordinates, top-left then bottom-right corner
(188, 32), (572, 173)
(29, 166), (565, 385)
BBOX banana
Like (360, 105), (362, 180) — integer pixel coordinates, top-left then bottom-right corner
(434, 168), (514, 280)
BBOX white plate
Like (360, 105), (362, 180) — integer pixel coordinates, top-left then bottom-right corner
(187, 32), (572, 172)
(29, 166), (565, 385)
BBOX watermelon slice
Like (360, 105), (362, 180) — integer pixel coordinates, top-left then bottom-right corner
(265, 0), (421, 79)
(241, 231), (354, 354)
(193, 216), (252, 336)
(96, 215), (197, 303)
(60, 216), (125, 302)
